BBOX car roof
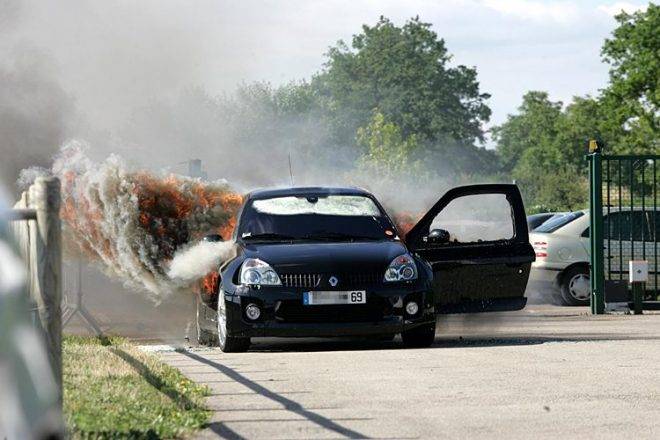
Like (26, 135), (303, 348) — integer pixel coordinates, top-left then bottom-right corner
(246, 186), (373, 200)
(528, 212), (559, 218)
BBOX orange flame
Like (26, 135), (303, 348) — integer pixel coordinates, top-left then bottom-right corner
(392, 211), (422, 237)
(201, 271), (220, 295)
(59, 167), (242, 284)
(130, 172), (242, 261)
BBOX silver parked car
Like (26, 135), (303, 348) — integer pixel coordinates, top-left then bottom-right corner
(530, 208), (658, 306)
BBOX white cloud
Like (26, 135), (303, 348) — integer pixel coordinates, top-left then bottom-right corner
(482, 0), (580, 24)
(597, 2), (647, 16)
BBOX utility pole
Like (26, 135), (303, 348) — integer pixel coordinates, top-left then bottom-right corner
(187, 159), (207, 179)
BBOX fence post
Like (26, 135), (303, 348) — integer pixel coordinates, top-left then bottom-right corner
(588, 145), (605, 314)
(31, 177), (63, 401)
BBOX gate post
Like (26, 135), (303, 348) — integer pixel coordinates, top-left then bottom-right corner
(31, 177), (63, 400)
(588, 143), (605, 314)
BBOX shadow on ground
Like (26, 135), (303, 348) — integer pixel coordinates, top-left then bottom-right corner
(241, 334), (660, 353)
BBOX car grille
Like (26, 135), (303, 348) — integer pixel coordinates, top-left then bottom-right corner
(280, 273), (322, 288)
(275, 297), (391, 323)
(279, 272), (383, 289)
(340, 272), (383, 286)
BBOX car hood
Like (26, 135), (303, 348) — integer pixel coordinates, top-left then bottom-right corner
(241, 240), (408, 272)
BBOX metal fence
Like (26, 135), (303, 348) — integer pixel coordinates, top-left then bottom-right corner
(588, 148), (659, 314)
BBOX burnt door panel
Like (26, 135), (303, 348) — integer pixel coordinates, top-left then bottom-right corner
(406, 184), (535, 313)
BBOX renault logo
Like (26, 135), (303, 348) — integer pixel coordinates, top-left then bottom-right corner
(328, 276), (339, 287)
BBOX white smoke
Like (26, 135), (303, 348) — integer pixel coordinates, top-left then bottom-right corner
(167, 241), (234, 283)
(18, 141), (241, 301)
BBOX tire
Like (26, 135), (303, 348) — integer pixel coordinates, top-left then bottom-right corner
(559, 266), (590, 306)
(217, 297), (250, 353)
(401, 323), (436, 348)
(196, 295), (217, 346)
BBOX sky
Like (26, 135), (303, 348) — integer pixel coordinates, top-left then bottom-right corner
(1, 0), (650, 140)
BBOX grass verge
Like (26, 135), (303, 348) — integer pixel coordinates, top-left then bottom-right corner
(63, 336), (210, 439)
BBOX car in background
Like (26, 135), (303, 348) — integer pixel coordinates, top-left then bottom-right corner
(195, 184), (534, 352)
(530, 208), (658, 306)
(526, 212), (564, 231)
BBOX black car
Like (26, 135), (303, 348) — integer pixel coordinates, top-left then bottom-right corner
(196, 184), (534, 352)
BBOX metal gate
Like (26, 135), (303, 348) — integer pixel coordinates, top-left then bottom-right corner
(588, 144), (659, 314)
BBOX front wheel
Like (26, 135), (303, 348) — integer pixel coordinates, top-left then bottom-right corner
(217, 297), (250, 353)
(401, 323), (435, 348)
(559, 266), (590, 306)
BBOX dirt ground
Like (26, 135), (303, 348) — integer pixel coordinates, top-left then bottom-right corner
(149, 305), (660, 439)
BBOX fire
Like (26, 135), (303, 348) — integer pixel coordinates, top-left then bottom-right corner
(43, 142), (242, 298)
(392, 211), (422, 237)
(132, 172), (242, 261)
(202, 271), (220, 295)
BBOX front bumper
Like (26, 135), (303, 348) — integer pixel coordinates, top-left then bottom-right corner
(224, 285), (435, 338)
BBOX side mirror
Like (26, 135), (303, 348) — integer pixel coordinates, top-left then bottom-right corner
(425, 228), (450, 244)
(202, 234), (223, 243)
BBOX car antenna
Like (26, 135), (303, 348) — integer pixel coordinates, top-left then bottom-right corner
(288, 152), (295, 186)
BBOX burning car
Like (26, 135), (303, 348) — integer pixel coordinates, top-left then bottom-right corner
(195, 184), (534, 352)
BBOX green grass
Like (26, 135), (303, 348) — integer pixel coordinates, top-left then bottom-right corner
(63, 336), (210, 439)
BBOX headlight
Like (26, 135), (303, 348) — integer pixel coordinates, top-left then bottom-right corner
(384, 253), (418, 282)
(240, 258), (282, 286)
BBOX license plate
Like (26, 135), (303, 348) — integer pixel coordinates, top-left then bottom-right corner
(303, 290), (366, 305)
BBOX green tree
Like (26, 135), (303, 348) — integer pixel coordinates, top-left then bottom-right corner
(315, 16), (491, 148)
(491, 91), (563, 173)
(356, 111), (425, 180)
(600, 4), (659, 153)
(554, 96), (606, 167)
(493, 91), (591, 210)
(529, 171), (589, 213)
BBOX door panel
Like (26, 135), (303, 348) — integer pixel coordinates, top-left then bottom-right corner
(406, 184), (535, 313)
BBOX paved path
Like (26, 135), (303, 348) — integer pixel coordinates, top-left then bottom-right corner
(156, 306), (660, 439)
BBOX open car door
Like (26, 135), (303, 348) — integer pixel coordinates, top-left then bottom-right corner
(406, 184), (535, 314)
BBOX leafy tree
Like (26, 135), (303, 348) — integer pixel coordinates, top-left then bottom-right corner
(491, 91), (563, 173)
(493, 91), (592, 210)
(533, 170), (589, 213)
(315, 16), (491, 148)
(554, 96), (606, 167)
(493, 5), (659, 211)
(600, 4), (659, 153)
(356, 111), (425, 180)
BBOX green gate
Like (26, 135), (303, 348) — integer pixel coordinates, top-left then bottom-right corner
(588, 143), (659, 314)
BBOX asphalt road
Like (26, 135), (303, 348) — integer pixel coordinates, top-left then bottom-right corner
(154, 305), (660, 439)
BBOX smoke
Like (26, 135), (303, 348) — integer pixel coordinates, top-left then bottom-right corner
(0, 0), (22, 32)
(167, 241), (234, 283)
(0, 45), (74, 189)
(0, 1), (475, 204)
(22, 141), (242, 300)
(4, 2), (534, 324)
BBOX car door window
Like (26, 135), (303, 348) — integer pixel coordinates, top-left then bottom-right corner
(429, 194), (514, 243)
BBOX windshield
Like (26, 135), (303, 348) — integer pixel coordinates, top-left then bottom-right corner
(238, 195), (395, 241)
(534, 211), (584, 233)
